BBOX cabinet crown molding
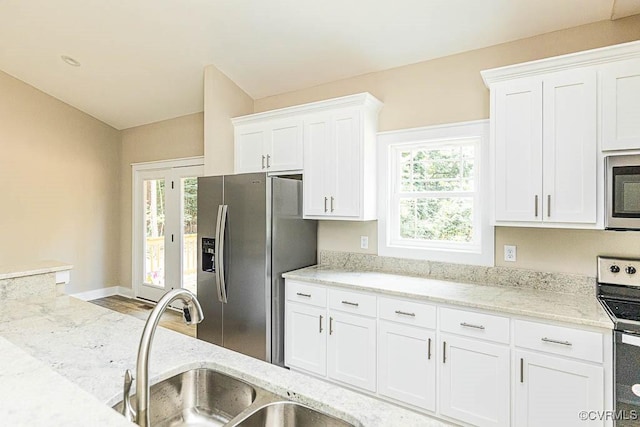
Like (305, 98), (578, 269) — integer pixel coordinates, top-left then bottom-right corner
(481, 39), (640, 87)
(232, 92), (383, 125)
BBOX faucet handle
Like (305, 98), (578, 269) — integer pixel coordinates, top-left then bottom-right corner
(122, 369), (137, 422)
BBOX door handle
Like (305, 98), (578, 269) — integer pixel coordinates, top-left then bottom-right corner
(319, 315), (323, 333)
(443, 341), (447, 363)
(214, 205), (224, 302)
(324, 197), (328, 213)
(520, 358), (524, 383)
(547, 195), (551, 217)
(427, 338), (432, 360)
(218, 205), (229, 303)
(330, 196), (335, 213)
(329, 317), (334, 335)
(261, 155), (266, 170)
(534, 195), (539, 217)
(266, 154), (271, 168)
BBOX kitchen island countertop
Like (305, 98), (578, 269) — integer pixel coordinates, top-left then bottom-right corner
(0, 294), (451, 427)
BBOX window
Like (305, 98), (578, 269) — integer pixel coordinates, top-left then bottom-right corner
(378, 121), (493, 266)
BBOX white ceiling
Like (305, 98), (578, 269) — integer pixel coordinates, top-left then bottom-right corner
(0, 0), (637, 130)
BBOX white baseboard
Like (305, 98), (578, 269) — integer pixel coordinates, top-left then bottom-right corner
(70, 286), (134, 301)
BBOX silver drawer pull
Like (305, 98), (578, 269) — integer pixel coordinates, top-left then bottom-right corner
(395, 310), (416, 317)
(341, 300), (359, 307)
(541, 337), (572, 346)
(296, 292), (311, 298)
(460, 322), (485, 330)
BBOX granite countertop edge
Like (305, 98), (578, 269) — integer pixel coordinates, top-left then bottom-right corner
(283, 265), (613, 330)
(0, 260), (73, 280)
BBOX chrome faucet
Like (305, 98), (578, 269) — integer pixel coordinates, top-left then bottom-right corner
(122, 288), (204, 427)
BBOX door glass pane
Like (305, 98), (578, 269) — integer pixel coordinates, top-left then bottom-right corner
(144, 179), (165, 287)
(182, 177), (198, 295)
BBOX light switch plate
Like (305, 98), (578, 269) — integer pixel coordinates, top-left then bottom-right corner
(360, 236), (369, 249)
(504, 245), (516, 262)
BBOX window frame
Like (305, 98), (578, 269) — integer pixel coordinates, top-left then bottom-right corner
(377, 120), (494, 266)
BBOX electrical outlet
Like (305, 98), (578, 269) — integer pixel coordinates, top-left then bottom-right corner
(504, 245), (517, 262)
(360, 236), (369, 249)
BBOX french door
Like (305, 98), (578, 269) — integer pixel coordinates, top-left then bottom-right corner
(133, 159), (203, 302)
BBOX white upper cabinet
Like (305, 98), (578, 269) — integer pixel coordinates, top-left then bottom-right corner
(483, 40), (640, 229)
(601, 58), (640, 151)
(233, 118), (303, 174)
(232, 93), (382, 220)
(492, 70), (596, 226)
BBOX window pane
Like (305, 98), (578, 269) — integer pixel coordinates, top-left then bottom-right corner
(399, 197), (473, 242)
(398, 144), (475, 193)
(182, 177), (198, 295)
(144, 179), (165, 287)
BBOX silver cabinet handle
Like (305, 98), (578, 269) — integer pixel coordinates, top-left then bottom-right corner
(443, 341), (447, 363)
(395, 310), (416, 317)
(427, 338), (432, 360)
(329, 317), (334, 335)
(261, 155), (266, 169)
(319, 315), (323, 333)
(324, 197), (328, 213)
(460, 322), (485, 330)
(520, 358), (524, 383)
(330, 196), (335, 212)
(547, 195), (551, 217)
(541, 337), (572, 346)
(266, 154), (271, 168)
(296, 292), (311, 298)
(341, 300), (359, 307)
(534, 195), (539, 217)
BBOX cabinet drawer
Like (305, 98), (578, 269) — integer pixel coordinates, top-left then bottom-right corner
(514, 320), (603, 363)
(286, 281), (327, 308)
(378, 297), (436, 329)
(328, 288), (376, 317)
(440, 307), (510, 344)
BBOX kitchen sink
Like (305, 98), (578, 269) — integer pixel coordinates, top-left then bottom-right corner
(113, 368), (356, 427)
(232, 401), (354, 427)
(113, 368), (257, 426)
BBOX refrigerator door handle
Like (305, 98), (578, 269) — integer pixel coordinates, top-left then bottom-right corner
(214, 205), (224, 302)
(218, 204), (229, 303)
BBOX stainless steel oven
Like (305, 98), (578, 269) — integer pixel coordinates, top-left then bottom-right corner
(607, 154), (640, 230)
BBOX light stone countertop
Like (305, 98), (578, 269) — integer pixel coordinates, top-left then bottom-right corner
(283, 265), (613, 330)
(0, 260), (73, 280)
(0, 294), (452, 427)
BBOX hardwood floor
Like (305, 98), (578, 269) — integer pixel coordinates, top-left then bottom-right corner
(89, 295), (196, 337)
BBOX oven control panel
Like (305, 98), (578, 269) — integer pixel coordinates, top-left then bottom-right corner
(598, 256), (640, 287)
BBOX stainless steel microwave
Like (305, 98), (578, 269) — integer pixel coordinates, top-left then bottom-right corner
(607, 154), (640, 230)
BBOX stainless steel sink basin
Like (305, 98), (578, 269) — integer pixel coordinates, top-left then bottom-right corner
(232, 401), (354, 427)
(113, 368), (257, 426)
(113, 367), (356, 427)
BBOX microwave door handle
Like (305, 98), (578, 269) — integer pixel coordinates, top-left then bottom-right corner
(214, 205), (224, 302)
(218, 205), (229, 304)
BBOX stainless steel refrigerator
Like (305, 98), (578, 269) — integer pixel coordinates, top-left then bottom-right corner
(196, 173), (317, 366)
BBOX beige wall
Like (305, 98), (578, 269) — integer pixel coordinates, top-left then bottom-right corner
(0, 70), (121, 293)
(254, 16), (640, 276)
(119, 112), (204, 288)
(204, 65), (254, 176)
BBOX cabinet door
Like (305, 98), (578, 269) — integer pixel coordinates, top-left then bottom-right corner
(493, 78), (543, 222)
(542, 70), (597, 223)
(331, 109), (361, 217)
(267, 119), (303, 172)
(440, 334), (510, 427)
(235, 126), (266, 174)
(327, 311), (376, 392)
(378, 321), (436, 411)
(515, 350), (604, 427)
(285, 302), (326, 376)
(602, 58), (640, 151)
(303, 114), (334, 217)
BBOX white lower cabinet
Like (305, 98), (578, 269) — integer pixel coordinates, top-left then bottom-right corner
(515, 351), (604, 427)
(327, 310), (377, 392)
(284, 279), (610, 427)
(378, 320), (436, 411)
(284, 302), (326, 376)
(440, 334), (510, 427)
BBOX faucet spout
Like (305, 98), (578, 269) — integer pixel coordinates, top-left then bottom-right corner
(134, 289), (204, 427)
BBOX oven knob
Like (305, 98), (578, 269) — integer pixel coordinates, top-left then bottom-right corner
(626, 266), (637, 275)
(610, 265), (620, 273)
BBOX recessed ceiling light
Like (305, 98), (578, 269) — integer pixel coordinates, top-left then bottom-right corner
(61, 55), (81, 67)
